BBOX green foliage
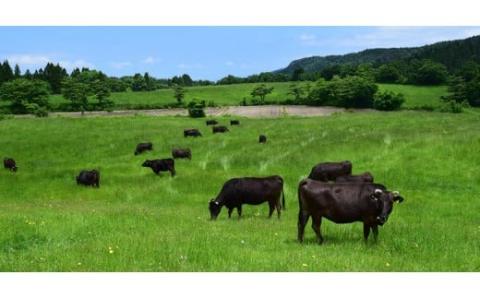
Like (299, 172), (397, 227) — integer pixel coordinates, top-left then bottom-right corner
(287, 83), (306, 103)
(173, 84), (186, 103)
(250, 84), (274, 103)
(0, 79), (50, 114)
(307, 76), (378, 108)
(187, 99), (206, 118)
(445, 75), (480, 107)
(41, 63), (68, 94)
(0, 60), (14, 85)
(438, 99), (465, 113)
(376, 64), (402, 83)
(373, 91), (405, 111)
(61, 78), (90, 112)
(291, 67), (304, 81)
(25, 103), (49, 117)
(410, 60), (449, 85)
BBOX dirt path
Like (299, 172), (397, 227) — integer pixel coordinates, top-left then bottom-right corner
(13, 105), (370, 119)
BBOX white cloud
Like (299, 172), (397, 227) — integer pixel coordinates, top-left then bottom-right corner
(298, 27), (480, 53)
(141, 56), (159, 64)
(110, 61), (132, 69)
(225, 61), (234, 66)
(59, 59), (95, 70)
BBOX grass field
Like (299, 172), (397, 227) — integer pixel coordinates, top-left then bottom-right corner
(48, 82), (448, 110)
(1, 110), (479, 271)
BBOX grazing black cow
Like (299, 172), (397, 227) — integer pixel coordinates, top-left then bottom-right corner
(212, 126), (229, 134)
(172, 148), (191, 160)
(184, 129), (202, 137)
(206, 120), (218, 126)
(335, 172), (374, 183)
(142, 159), (176, 176)
(297, 179), (404, 244)
(230, 120), (240, 125)
(259, 135), (267, 144)
(76, 170), (100, 187)
(3, 158), (17, 172)
(209, 176), (285, 220)
(308, 161), (352, 182)
(134, 142), (153, 155)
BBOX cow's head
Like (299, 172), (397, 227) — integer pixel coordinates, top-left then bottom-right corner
(208, 199), (222, 220)
(370, 189), (404, 225)
(142, 160), (152, 167)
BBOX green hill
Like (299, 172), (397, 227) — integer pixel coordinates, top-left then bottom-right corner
(278, 35), (480, 74)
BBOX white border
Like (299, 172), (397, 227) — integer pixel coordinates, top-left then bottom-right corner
(0, 0), (479, 25)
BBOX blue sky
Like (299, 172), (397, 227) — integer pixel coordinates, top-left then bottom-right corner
(1, 27), (480, 81)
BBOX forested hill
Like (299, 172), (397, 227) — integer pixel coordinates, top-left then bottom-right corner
(277, 35), (480, 74)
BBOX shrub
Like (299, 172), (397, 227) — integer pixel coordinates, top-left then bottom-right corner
(25, 103), (49, 117)
(187, 99), (206, 118)
(373, 91), (405, 111)
(0, 79), (50, 114)
(438, 100), (465, 113)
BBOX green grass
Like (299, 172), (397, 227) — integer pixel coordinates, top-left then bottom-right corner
(48, 82), (448, 110)
(0, 111), (479, 271)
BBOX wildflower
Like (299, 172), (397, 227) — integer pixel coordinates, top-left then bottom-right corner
(302, 264), (308, 267)
(108, 246), (114, 254)
(77, 262), (82, 266)
(386, 262), (390, 267)
(240, 240), (245, 244)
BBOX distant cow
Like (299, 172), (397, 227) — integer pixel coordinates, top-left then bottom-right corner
(134, 142), (153, 155)
(142, 159), (176, 176)
(259, 135), (267, 143)
(209, 176), (285, 220)
(206, 120), (218, 126)
(308, 161), (352, 182)
(212, 126), (229, 134)
(230, 120), (240, 125)
(76, 170), (100, 187)
(172, 148), (191, 160)
(3, 158), (17, 172)
(336, 172), (374, 183)
(184, 129), (202, 137)
(297, 179), (404, 244)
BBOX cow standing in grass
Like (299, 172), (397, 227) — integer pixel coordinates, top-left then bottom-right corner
(308, 161), (352, 182)
(142, 159), (176, 176)
(212, 126), (229, 134)
(209, 176), (285, 220)
(297, 179), (404, 244)
(76, 170), (100, 187)
(335, 172), (374, 183)
(230, 120), (240, 125)
(3, 158), (17, 172)
(134, 142), (153, 155)
(172, 148), (191, 160)
(206, 120), (218, 126)
(184, 129), (202, 137)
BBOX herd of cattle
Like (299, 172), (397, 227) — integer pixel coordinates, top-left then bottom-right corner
(2, 118), (404, 244)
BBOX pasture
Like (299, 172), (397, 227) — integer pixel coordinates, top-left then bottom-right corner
(0, 110), (479, 271)
(48, 83), (448, 110)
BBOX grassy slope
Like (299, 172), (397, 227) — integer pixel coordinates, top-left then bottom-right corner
(49, 83), (448, 109)
(1, 111), (479, 271)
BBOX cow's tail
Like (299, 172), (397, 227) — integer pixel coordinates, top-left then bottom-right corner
(282, 188), (286, 210)
(298, 179), (308, 210)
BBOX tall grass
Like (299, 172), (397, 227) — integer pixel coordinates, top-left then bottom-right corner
(0, 111), (479, 271)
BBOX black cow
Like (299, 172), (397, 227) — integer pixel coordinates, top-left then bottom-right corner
(206, 120), (218, 126)
(3, 158), (17, 172)
(212, 126), (229, 133)
(230, 120), (240, 126)
(142, 159), (176, 176)
(172, 148), (191, 160)
(336, 172), (374, 183)
(184, 129), (202, 137)
(134, 142), (153, 155)
(297, 179), (404, 244)
(76, 170), (100, 187)
(259, 135), (267, 144)
(209, 176), (285, 220)
(308, 161), (352, 181)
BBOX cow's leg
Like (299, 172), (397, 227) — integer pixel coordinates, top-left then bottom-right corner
(372, 225), (379, 242)
(297, 211), (309, 243)
(169, 167), (176, 177)
(363, 223), (371, 242)
(237, 205), (242, 219)
(268, 201), (275, 218)
(275, 198), (282, 219)
(311, 215), (324, 244)
(228, 208), (233, 218)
